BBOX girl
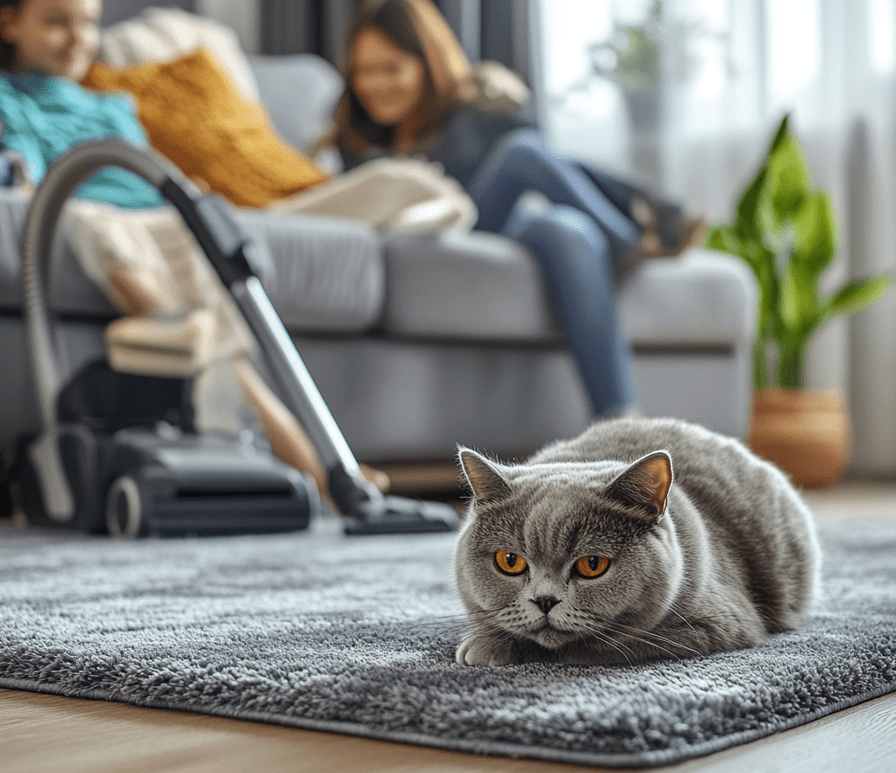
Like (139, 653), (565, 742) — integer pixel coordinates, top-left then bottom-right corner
(329, 0), (706, 416)
(0, 0), (165, 207)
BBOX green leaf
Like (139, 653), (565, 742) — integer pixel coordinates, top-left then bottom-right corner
(732, 116), (793, 243)
(791, 190), (837, 276)
(704, 224), (739, 253)
(780, 262), (820, 334)
(765, 133), (811, 225)
(769, 114), (791, 154)
(705, 224), (772, 280)
(734, 168), (767, 243)
(822, 275), (893, 323)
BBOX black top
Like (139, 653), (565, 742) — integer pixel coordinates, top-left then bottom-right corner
(337, 102), (534, 190)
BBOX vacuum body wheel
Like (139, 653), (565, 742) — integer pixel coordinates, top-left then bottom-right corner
(106, 474), (143, 538)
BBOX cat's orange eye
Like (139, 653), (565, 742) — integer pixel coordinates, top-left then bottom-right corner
(575, 555), (610, 578)
(495, 550), (528, 575)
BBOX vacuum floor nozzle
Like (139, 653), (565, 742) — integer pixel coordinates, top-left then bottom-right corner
(342, 494), (459, 535)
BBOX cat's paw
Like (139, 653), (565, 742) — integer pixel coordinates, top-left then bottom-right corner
(456, 636), (513, 666)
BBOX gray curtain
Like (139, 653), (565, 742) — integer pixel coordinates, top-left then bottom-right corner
(101, 0), (195, 26)
(260, 0), (530, 82)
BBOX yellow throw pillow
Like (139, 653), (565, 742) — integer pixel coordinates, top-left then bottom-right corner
(82, 47), (329, 208)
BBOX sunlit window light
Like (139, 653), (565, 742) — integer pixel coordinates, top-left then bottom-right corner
(766, 0), (820, 107)
(870, 0), (896, 73)
(537, 0), (614, 118)
(679, 0), (729, 99)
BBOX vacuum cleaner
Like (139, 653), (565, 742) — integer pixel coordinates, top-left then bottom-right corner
(17, 138), (458, 538)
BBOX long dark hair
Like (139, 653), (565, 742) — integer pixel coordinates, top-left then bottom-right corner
(332, 0), (473, 154)
(0, 0), (23, 71)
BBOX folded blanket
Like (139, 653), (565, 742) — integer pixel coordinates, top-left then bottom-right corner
(65, 201), (257, 434)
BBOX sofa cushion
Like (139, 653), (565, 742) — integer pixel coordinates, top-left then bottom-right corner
(83, 49), (329, 209)
(619, 251), (757, 347)
(381, 231), (756, 348)
(382, 229), (556, 341)
(233, 209), (384, 334)
(248, 54), (343, 153)
(98, 6), (261, 100)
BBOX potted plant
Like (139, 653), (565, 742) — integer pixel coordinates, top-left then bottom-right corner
(587, 0), (714, 131)
(706, 114), (892, 486)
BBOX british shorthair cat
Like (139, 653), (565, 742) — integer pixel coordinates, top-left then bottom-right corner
(454, 417), (819, 666)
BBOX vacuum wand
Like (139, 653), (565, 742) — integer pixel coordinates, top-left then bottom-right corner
(234, 276), (364, 480)
(169, 191), (457, 535)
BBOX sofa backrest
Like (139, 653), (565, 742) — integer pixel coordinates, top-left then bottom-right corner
(248, 54), (344, 154)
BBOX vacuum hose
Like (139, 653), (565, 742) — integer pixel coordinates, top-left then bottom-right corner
(21, 138), (363, 516)
(22, 139), (174, 436)
(22, 140), (183, 519)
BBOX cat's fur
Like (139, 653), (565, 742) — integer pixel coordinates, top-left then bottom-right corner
(454, 417), (820, 666)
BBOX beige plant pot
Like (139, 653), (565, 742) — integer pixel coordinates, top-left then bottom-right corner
(748, 388), (852, 488)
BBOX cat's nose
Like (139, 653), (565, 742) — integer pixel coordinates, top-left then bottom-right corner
(532, 596), (560, 615)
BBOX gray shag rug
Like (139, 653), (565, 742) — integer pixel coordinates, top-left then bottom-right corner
(1, 517), (895, 769)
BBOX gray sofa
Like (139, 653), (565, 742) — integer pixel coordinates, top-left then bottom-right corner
(0, 53), (756, 478)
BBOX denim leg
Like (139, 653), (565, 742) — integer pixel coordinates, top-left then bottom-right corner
(576, 161), (685, 248)
(468, 128), (640, 265)
(574, 162), (647, 219)
(501, 204), (637, 417)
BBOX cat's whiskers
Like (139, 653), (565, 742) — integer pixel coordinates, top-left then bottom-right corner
(462, 606), (526, 641)
(603, 620), (700, 658)
(464, 619), (525, 651)
(666, 599), (698, 633)
(571, 621), (637, 666)
(573, 607), (700, 659)
(563, 611), (640, 661)
(407, 608), (503, 637)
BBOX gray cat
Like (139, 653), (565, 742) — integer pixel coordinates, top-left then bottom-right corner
(454, 417), (820, 666)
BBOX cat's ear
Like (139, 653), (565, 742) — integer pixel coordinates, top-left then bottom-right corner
(606, 451), (673, 521)
(458, 447), (512, 504)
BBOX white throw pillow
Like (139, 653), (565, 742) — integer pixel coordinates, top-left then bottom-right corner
(97, 6), (260, 100)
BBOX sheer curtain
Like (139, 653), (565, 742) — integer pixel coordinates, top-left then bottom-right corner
(534, 0), (896, 476)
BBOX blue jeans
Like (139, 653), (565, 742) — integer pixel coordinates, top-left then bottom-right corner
(466, 130), (637, 416)
(469, 128), (641, 266)
(499, 203), (635, 417)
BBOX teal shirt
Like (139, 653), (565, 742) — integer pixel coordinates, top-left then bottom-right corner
(0, 73), (164, 209)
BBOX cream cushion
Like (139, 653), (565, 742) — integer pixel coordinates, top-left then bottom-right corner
(97, 6), (260, 100)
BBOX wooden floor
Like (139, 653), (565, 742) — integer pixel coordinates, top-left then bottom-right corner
(2, 480), (895, 773)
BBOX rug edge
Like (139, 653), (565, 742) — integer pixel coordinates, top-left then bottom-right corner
(2, 675), (895, 769)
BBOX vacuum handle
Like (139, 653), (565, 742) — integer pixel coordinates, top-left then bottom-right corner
(160, 183), (260, 287)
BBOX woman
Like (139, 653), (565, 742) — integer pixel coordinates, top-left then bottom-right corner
(330, 0), (703, 417)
